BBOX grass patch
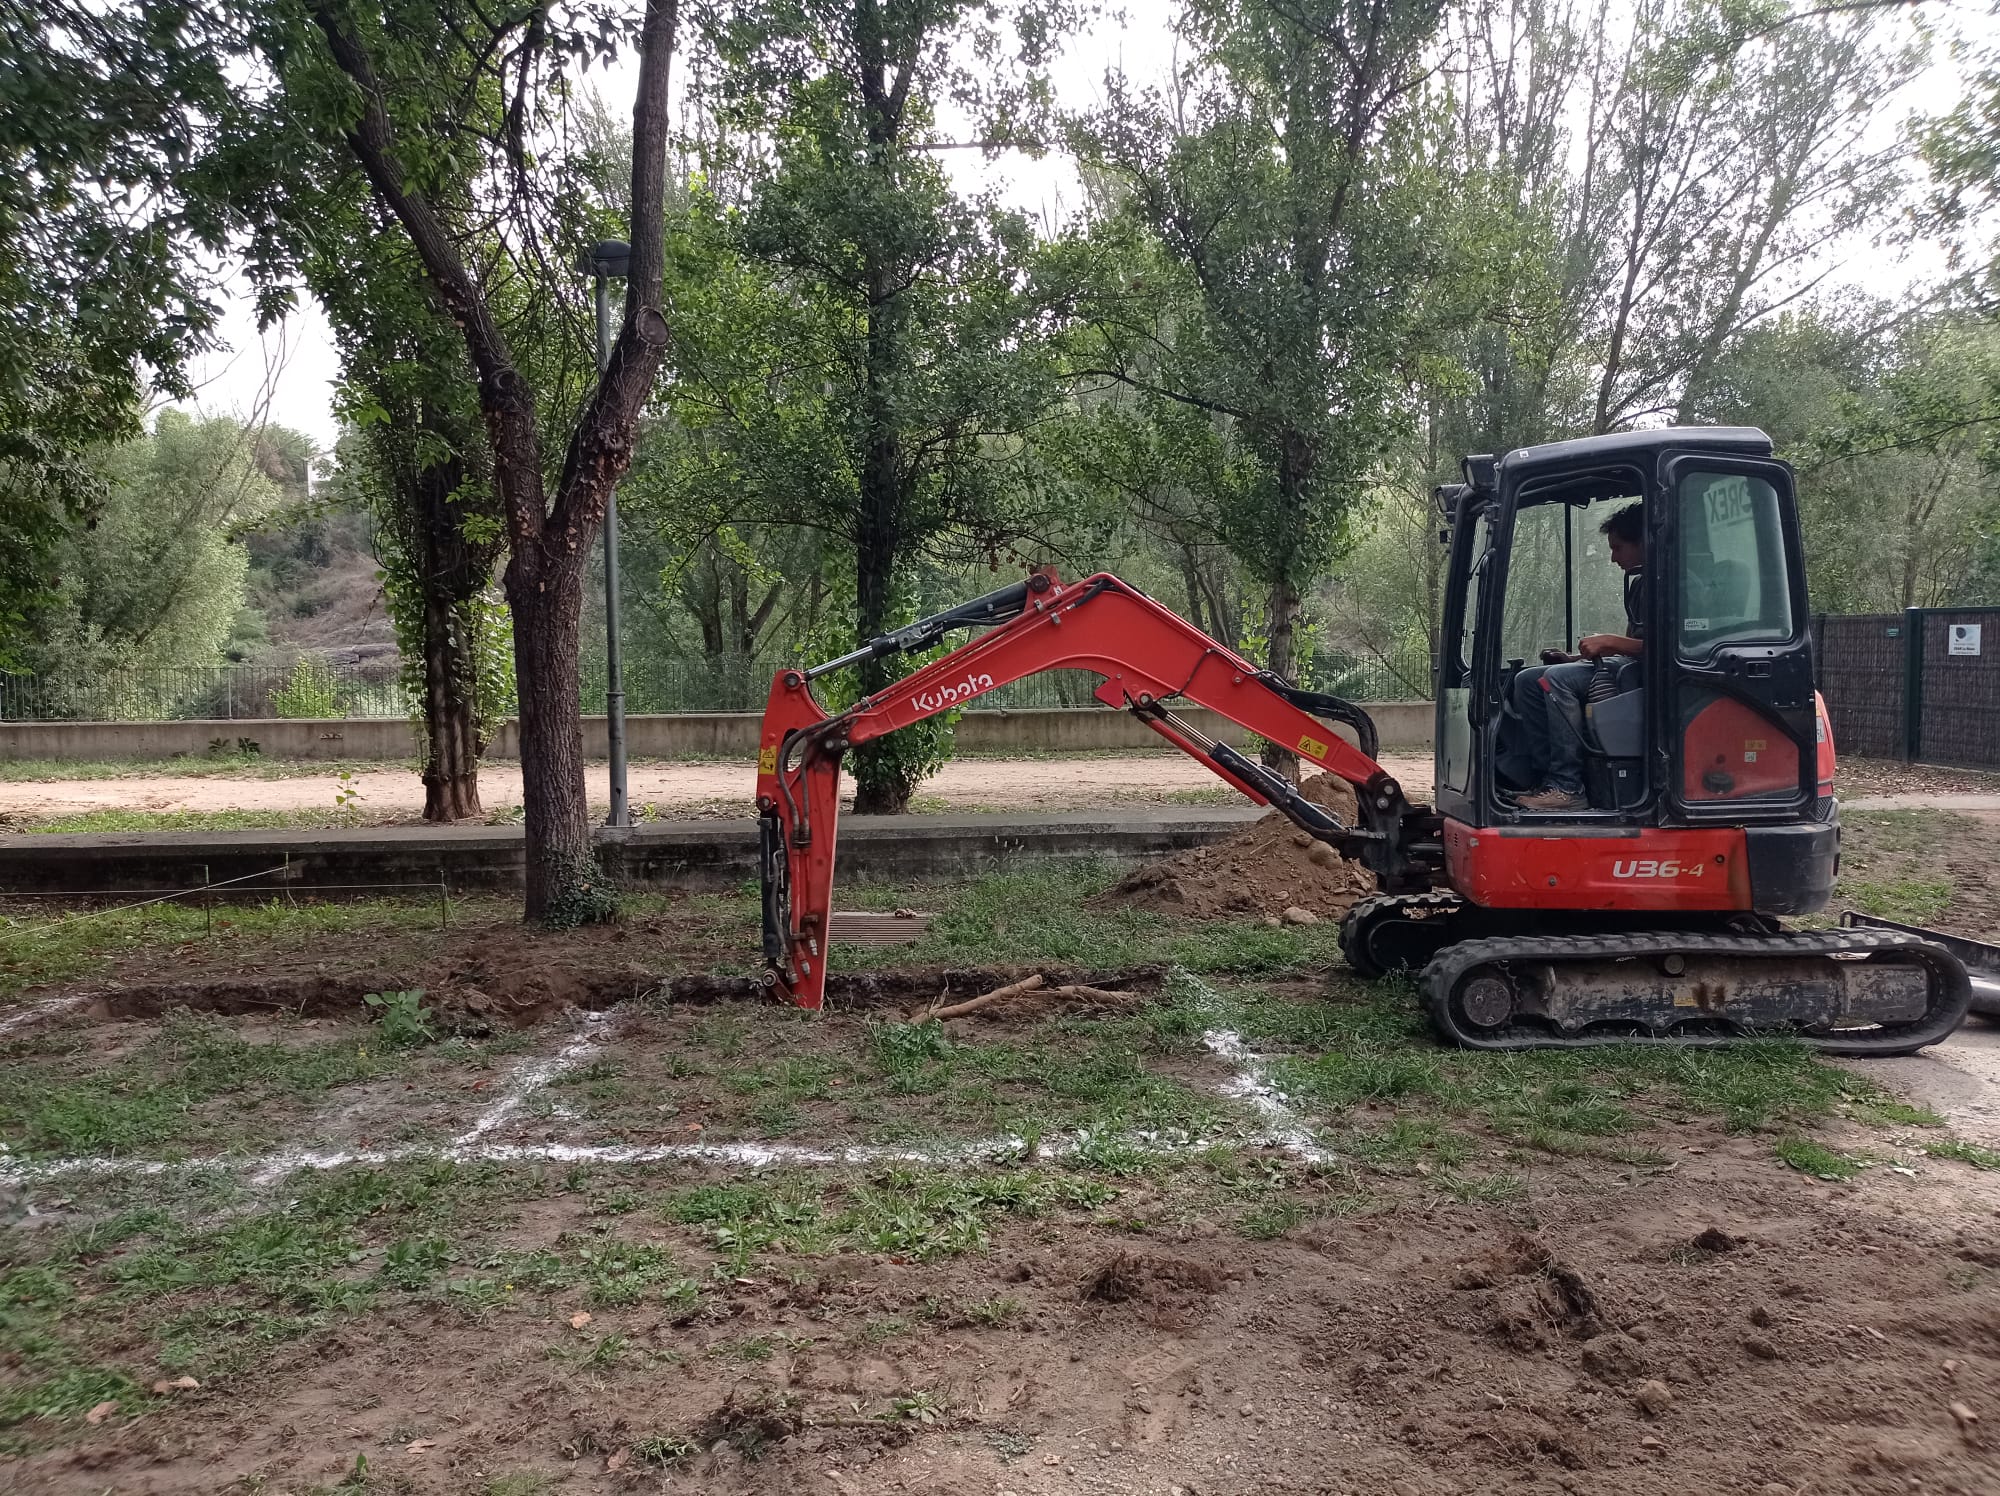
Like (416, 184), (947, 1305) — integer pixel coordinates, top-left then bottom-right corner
(665, 1166), (1114, 1268)
(1773, 1136), (1862, 1179)
(21, 808), (378, 835)
(1844, 877), (1953, 926)
(1925, 1138), (2000, 1170)
(1849, 1097), (1944, 1128)
(0, 893), (468, 1000)
(0, 1009), (409, 1156)
(1250, 977), (1867, 1148)
(835, 862), (1346, 978)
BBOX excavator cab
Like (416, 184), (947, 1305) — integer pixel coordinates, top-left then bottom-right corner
(1434, 428), (1838, 916)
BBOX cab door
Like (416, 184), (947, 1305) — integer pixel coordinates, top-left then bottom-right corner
(1656, 456), (1815, 818)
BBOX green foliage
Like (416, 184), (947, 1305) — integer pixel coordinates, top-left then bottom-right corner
(0, 3), (241, 661)
(1698, 312), (2000, 613)
(18, 411), (281, 689)
(363, 989), (437, 1047)
(535, 850), (618, 930)
(270, 657), (343, 719)
(1066, 0), (1474, 682)
(632, 4), (1084, 809)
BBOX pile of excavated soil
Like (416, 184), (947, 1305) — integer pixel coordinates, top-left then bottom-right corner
(1093, 770), (1375, 922)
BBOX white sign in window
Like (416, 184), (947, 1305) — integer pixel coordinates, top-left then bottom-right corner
(1950, 623), (1982, 657)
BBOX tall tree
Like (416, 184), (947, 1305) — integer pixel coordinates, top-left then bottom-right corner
(1070, 0), (1469, 772)
(648, 0), (1076, 813)
(217, 0), (681, 917)
(0, 2), (236, 663)
(23, 411), (280, 693)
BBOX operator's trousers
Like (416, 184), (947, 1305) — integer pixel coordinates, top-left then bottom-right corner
(1498, 661), (1595, 795)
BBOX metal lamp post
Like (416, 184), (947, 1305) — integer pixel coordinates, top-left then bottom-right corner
(584, 239), (633, 827)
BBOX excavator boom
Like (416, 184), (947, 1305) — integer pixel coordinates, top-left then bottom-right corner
(754, 570), (1441, 1008)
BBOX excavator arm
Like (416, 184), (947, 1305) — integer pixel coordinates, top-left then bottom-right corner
(754, 569), (1444, 1009)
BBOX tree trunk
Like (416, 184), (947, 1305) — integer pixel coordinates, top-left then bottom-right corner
(419, 590), (483, 822)
(851, 252), (910, 816)
(1260, 426), (1312, 784)
(314, 0), (678, 924)
(850, 446), (904, 814)
(1261, 573), (1304, 784)
(505, 552), (602, 923)
(411, 447), (489, 825)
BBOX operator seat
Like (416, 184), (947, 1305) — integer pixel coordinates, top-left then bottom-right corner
(1582, 659), (1645, 810)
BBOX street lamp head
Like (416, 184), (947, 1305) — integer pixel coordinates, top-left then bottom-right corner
(583, 239), (633, 278)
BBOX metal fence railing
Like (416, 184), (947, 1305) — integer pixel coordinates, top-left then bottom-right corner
(0, 664), (408, 723)
(3, 650), (1419, 724)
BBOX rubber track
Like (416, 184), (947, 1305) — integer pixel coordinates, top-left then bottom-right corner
(1338, 892), (1463, 978)
(1420, 927), (1971, 1056)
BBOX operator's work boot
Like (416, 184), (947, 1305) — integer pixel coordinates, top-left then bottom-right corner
(1516, 786), (1587, 812)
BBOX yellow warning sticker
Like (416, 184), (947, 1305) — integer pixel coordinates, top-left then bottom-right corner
(1744, 738), (1767, 750)
(1298, 734), (1330, 761)
(757, 746), (778, 773)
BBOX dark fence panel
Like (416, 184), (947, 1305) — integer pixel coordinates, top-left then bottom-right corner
(1813, 613), (1907, 760)
(1915, 609), (2000, 770)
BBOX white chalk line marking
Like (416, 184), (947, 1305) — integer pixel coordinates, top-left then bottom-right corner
(1203, 1027), (1331, 1165)
(452, 1009), (614, 1148)
(0, 972), (1334, 1188)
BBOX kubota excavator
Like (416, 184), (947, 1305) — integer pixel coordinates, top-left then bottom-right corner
(755, 427), (1974, 1054)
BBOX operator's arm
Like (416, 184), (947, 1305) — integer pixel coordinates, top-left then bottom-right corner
(1578, 634), (1643, 659)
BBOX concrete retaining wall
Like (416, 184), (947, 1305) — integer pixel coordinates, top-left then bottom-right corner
(0, 702), (1433, 763)
(0, 809), (1266, 897)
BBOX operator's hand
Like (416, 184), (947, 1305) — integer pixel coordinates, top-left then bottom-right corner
(1539, 648), (1577, 665)
(1578, 634), (1642, 660)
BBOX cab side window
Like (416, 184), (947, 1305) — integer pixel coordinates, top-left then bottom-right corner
(1677, 472), (1795, 658)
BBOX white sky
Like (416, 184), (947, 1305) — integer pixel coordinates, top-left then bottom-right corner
(172, 2), (1985, 453)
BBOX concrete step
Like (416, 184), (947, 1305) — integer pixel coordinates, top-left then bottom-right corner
(0, 807), (1266, 898)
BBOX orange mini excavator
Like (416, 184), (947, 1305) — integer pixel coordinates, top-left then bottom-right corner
(755, 428), (1972, 1053)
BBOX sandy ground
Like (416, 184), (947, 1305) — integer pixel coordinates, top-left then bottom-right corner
(0, 753), (1441, 822)
(1866, 1022), (2000, 1142)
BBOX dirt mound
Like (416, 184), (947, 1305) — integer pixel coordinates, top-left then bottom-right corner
(1091, 770), (1375, 921)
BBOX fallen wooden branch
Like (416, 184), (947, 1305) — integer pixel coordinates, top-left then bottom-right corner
(927, 973), (1044, 1020)
(924, 974), (1142, 1022)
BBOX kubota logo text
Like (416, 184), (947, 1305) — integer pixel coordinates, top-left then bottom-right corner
(909, 672), (996, 713)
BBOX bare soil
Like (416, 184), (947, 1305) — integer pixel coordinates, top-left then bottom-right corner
(1093, 771), (1375, 922)
(8, 1106), (1998, 1496)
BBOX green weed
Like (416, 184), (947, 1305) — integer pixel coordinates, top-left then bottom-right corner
(1236, 1200), (1308, 1239)
(1849, 1098), (1944, 1128)
(1773, 1136), (1862, 1179)
(363, 989), (436, 1047)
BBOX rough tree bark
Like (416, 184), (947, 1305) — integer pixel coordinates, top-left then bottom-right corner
(1259, 425), (1314, 785)
(315, 0), (679, 919)
(408, 445), (489, 823)
(850, 14), (918, 817)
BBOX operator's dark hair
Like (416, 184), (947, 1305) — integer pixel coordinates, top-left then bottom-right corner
(1600, 502), (1644, 545)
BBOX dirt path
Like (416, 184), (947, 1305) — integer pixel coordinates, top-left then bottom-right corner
(0, 753), (1439, 823)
